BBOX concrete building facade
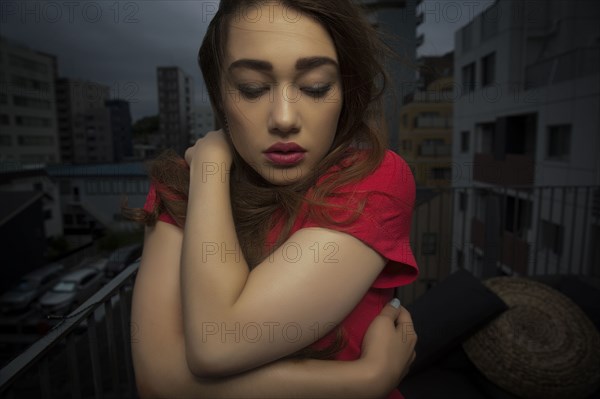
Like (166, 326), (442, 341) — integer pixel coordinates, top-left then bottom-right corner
(399, 53), (453, 187)
(0, 36), (60, 166)
(105, 99), (133, 162)
(452, 0), (600, 278)
(157, 67), (194, 155)
(56, 79), (113, 164)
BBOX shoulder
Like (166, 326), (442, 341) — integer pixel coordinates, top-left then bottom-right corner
(367, 150), (413, 188)
(336, 150), (415, 199)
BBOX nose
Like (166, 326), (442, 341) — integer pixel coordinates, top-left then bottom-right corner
(268, 83), (300, 136)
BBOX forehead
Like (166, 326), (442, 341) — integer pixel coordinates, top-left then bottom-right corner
(225, 4), (338, 69)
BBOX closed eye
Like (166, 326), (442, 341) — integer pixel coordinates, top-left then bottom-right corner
(237, 84), (268, 99)
(303, 84), (332, 98)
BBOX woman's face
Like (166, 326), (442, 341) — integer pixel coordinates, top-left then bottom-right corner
(221, 4), (343, 185)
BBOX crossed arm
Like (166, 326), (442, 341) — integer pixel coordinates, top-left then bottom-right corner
(131, 220), (414, 398)
(180, 134), (391, 376)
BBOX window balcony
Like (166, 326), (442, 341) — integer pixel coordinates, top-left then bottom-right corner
(473, 152), (535, 186)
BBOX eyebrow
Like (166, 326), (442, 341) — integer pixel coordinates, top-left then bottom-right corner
(228, 56), (339, 73)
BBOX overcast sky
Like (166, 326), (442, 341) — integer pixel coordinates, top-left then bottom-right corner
(1, 0), (494, 122)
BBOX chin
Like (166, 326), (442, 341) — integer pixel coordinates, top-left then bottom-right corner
(261, 166), (307, 186)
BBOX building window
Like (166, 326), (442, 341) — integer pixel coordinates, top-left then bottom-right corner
(431, 167), (451, 181)
(64, 214), (74, 225)
(461, 62), (476, 93)
(15, 116), (52, 128)
(539, 220), (563, 256)
(0, 114), (9, 125)
(415, 112), (446, 128)
(13, 96), (51, 110)
(476, 122), (495, 154)
(421, 233), (437, 255)
(546, 125), (571, 161)
(481, 52), (496, 87)
(18, 135), (54, 146)
(401, 139), (412, 151)
(44, 209), (52, 220)
(459, 192), (468, 212)
(420, 139), (449, 156)
(461, 131), (470, 152)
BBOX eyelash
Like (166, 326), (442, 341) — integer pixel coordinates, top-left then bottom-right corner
(237, 84), (332, 99)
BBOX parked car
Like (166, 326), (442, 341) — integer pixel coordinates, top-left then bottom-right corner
(87, 257), (109, 275)
(106, 243), (143, 277)
(0, 263), (64, 314)
(38, 268), (104, 314)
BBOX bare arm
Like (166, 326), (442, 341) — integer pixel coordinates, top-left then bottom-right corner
(132, 221), (416, 399)
(181, 132), (390, 375)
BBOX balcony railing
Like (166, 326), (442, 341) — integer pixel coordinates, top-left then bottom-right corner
(395, 184), (599, 303)
(0, 262), (139, 398)
(1, 185), (599, 397)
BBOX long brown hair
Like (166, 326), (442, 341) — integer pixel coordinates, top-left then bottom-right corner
(124, 0), (395, 360)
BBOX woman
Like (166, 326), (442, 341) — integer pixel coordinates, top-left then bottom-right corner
(128, 0), (418, 397)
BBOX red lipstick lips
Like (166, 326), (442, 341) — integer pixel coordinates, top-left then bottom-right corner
(264, 142), (306, 166)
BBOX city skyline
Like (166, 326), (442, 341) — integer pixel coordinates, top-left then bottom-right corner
(1, 0), (495, 121)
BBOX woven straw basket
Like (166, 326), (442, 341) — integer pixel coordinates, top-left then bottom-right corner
(463, 277), (600, 399)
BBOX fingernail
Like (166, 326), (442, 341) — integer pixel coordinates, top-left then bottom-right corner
(390, 298), (401, 308)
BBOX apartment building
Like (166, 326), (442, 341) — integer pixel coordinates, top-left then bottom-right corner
(157, 67), (194, 155)
(453, 0), (600, 278)
(399, 52), (453, 187)
(56, 78), (113, 164)
(0, 36), (60, 165)
(105, 99), (133, 162)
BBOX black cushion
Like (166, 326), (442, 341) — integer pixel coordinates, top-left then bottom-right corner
(556, 276), (600, 331)
(405, 269), (508, 375)
(470, 368), (523, 399)
(400, 367), (487, 399)
(434, 346), (479, 373)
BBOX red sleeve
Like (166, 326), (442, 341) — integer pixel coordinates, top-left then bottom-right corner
(303, 150), (418, 288)
(143, 182), (179, 226)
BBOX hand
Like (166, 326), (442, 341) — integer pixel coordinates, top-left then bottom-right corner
(360, 299), (417, 394)
(185, 129), (232, 168)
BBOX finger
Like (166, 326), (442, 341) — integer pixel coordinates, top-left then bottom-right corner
(378, 298), (402, 321)
(395, 306), (415, 328)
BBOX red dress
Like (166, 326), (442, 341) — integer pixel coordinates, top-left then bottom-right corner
(143, 149), (419, 398)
